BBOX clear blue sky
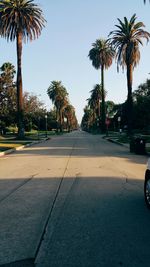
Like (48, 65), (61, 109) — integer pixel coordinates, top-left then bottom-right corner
(1, 0), (150, 123)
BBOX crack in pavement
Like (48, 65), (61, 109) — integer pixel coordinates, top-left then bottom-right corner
(0, 173), (38, 204)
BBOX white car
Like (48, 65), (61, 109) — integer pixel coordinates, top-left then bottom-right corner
(144, 158), (150, 209)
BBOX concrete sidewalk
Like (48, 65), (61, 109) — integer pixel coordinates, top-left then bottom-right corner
(104, 135), (150, 154)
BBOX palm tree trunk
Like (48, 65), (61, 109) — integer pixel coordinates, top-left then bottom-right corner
(16, 31), (24, 139)
(97, 99), (100, 117)
(97, 99), (101, 130)
(56, 108), (59, 132)
(59, 108), (63, 132)
(127, 64), (133, 136)
(101, 65), (106, 133)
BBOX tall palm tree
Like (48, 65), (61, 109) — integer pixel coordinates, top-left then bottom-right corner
(88, 39), (115, 133)
(0, 0), (46, 138)
(47, 81), (68, 132)
(109, 14), (150, 135)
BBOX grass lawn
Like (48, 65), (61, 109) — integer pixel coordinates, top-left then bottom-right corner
(0, 141), (32, 152)
(0, 130), (59, 153)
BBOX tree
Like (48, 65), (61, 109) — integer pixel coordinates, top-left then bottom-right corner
(88, 39), (115, 133)
(0, 62), (17, 132)
(109, 14), (150, 135)
(64, 104), (75, 132)
(81, 106), (94, 132)
(23, 92), (46, 131)
(90, 84), (103, 118)
(132, 79), (150, 131)
(47, 81), (69, 132)
(87, 84), (104, 129)
(105, 101), (115, 118)
(0, 0), (46, 138)
(133, 79), (150, 98)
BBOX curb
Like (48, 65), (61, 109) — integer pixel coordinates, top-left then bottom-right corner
(0, 137), (50, 158)
(106, 138), (124, 146)
(103, 136), (125, 146)
(103, 136), (130, 148)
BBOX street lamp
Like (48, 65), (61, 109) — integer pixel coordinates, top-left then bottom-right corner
(118, 116), (121, 133)
(45, 114), (48, 138)
(38, 116), (40, 140)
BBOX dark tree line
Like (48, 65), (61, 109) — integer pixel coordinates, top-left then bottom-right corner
(0, 62), (48, 134)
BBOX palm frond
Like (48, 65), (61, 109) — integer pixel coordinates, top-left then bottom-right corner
(0, 0), (46, 42)
(109, 14), (150, 70)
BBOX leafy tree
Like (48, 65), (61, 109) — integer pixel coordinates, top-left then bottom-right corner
(23, 92), (46, 131)
(0, 0), (46, 138)
(109, 14), (150, 135)
(0, 62), (17, 132)
(88, 39), (115, 133)
(46, 108), (57, 130)
(133, 79), (150, 98)
(133, 79), (150, 131)
(105, 101), (115, 118)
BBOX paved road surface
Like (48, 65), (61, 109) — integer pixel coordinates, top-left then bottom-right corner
(0, 131), (149, 267)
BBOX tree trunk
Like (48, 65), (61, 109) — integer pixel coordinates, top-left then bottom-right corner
(59, 108), (63, 132)
(97, 99), (100, 117)
(101, 65), (106, 133)
(97, 99), (101, 130)
(126, 63), (133, 136)
(16, 31), (24, 139)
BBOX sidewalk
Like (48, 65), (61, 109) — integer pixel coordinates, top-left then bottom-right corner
(104, 135), (150, 155)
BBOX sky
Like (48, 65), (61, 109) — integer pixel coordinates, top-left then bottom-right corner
(1, 0), (150, 123)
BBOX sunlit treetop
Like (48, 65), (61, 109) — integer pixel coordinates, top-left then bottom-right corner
(0, 0), (46, 42)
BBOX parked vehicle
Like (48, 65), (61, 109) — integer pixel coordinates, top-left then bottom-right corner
(144, 158), (150, 209)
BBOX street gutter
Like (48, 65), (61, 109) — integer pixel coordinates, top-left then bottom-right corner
(103, 135), (129, 147)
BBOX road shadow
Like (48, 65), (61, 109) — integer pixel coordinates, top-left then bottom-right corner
(0, 175), (150, 266)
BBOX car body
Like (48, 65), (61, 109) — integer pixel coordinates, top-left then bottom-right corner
(144, 158), (150, 209)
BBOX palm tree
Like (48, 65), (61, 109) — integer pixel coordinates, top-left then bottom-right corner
(47, 81), (68, 132)
(88, 39), (115, 133)
(87, 96), (97, 125)
(81, 106), (94, 132)
(109, 14), (150, 135)
(0, 0), (46, 138)
(64, 104), (75, 132)
(87, 84), (103, 127)
(90, 84), (106, 118)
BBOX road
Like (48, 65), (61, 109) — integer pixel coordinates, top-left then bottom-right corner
(0, 130), (150, 267)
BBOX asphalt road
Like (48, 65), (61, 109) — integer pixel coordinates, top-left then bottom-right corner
(0, 130), (150, 267)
